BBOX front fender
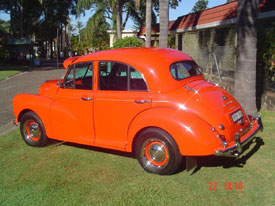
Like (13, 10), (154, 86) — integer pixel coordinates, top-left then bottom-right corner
(126, 107), (222, 156)
(13, 94), (53, 137)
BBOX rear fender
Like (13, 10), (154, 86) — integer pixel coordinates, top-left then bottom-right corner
(127, 107), (221, 156)
(13, 94), (53, 137)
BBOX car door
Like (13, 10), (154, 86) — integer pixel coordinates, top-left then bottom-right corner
(94, 61), (151, 149)
(50, 62), (95, 145)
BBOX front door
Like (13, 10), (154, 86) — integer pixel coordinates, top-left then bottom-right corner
(94, 61), (151, 149)
(50, 62), (95, 145)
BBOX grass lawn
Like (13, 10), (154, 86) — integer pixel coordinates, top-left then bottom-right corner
(0, 66), (29, 80)
(0, 110), (274, 206)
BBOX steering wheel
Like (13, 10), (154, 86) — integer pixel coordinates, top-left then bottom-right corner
(64, 79), (74, 88)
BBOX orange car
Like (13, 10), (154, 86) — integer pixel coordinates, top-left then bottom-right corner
(13, 48), (262, 175)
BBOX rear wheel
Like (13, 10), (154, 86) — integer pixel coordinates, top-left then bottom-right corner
(135, 128), (182, 175)
(20, 111), (47, 147)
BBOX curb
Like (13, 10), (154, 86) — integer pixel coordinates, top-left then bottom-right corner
(0, 71), (28, 82)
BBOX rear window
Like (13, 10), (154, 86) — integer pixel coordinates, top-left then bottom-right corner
(170, 61), (202, 80)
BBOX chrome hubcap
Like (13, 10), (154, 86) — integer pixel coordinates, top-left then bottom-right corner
(147, 144), (166, 163)
(23, 120), (40, 142)
(29, 124), (39, 137)
(142, 138), (169, 168)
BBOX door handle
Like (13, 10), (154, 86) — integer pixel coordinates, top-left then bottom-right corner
(134, 99), (150, 104)
(81, 97), (93, 101)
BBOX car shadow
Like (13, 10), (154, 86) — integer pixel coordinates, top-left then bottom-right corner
(48, 139), (135, 159)
(186, 137), (265, 175)
(47, 137), (264, 175)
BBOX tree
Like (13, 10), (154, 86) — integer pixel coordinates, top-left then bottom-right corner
(77, 0), (124, 39)
(82, 13), (110, 50)
(191, 0), (208, 13)
(145, 0), (152, 47)
(159, 0), (169, 48)
(130, 0), (158, 31)
(76, 21), (84, 42)
(115, 0), (122, 38)
(35, 0), (77, 58)
(1, 0), (43, 38)
(234, 0), (259, 115)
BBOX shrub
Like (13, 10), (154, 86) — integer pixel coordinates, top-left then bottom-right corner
(113, 36), (142, 48)
(257, 20), (275, 91)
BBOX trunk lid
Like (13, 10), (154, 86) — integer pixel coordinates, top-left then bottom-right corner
(182, 79), (250, 142)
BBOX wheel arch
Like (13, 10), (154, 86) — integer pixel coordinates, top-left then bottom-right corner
(18, 109), (34, 122)
(131, 126), (169, 155)
(13, 94), (53, 138)
(127, 107), (222, 156)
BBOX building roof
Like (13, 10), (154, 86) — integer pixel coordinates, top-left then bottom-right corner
(139, 20), (176, 36)
(139, 0), (275, 36)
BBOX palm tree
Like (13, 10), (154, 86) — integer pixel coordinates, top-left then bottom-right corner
(115, 0), (122, 38)
(76, 21), (84, 42)
(234, 0), (259, 115)
(159, 0), (169, 48)
(145, 0), (152, 47)
(77, 0), (127, 39)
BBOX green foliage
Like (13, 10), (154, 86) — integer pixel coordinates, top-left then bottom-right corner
(168, 35), (175, 49)
(0, 20), (9, 33)
(82, 13), (110, 51)
(0, 20), (9, 60)
(113, 36), (142, 48)
(191, 0), (208, 13)
(258, 21), (275, 90)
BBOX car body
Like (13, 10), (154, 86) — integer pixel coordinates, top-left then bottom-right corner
(13, 47), (262, 175)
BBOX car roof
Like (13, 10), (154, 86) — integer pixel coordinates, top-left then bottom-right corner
(69, 47), (195, 93)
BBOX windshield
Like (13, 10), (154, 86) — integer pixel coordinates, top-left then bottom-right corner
(170, 60), (202, 81)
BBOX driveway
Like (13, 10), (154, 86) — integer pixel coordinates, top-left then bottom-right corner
(0, 67), (65, 135)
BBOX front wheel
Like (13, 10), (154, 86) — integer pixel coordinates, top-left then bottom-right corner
(135, 128), (182, 175)
(20, 111), (47, 147)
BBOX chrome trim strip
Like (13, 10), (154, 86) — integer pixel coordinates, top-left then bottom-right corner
(184, 86), (198, 94)
(134, 100), (150, 104)
(152, 100), (169, 103)
(96, 99), (145, 103)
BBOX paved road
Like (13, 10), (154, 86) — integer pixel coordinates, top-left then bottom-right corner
(0, 67), (65, 135)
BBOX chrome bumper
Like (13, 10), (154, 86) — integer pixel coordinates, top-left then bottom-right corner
(13, 119), (19, 126)
(214, 115), (263, 158)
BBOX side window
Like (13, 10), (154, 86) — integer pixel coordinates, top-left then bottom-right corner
(170, 61), (201, 81)
(99, 62), (128, 91)
(98, 61), (147, 91)
(63, 63), (93, 90)
(130, 67), (148, 91)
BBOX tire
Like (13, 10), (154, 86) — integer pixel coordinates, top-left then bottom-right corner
(135, 128), (182, 175)
(20, 111), (47, 147)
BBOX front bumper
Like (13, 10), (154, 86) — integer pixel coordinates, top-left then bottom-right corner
(214, 115), (263, 157)
(13, 119), (19, 126)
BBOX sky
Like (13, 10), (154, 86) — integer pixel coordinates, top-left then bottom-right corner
(0, 0), (228, 30)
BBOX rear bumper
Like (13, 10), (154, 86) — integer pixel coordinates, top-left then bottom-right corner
(214, 115), (263, 157)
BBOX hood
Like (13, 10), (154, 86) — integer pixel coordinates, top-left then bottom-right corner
(176, 79), (250, 142)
